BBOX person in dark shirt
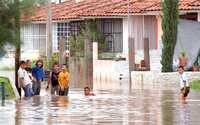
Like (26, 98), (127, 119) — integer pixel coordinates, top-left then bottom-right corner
(47, 62), (60, 95)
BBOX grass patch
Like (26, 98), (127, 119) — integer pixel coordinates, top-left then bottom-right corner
(190, 80), (200, 91)
(0, 76), (16, 99)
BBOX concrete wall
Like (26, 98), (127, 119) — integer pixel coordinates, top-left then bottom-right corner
(131, 71), (200, 90)
(93, 42), (129, 90)
(93, 60), (129, 90)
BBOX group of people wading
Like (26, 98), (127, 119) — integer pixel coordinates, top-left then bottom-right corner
(17, 60), (70, 97)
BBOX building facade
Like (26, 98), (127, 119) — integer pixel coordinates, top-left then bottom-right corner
(21, 0), (200, 72)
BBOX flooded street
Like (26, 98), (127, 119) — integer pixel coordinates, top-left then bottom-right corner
(1, 89), (200, 125)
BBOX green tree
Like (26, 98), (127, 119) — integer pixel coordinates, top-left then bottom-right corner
(69, 19), (107, 58)
(161, 0), (179, 72)
(0, 0), (45, 90)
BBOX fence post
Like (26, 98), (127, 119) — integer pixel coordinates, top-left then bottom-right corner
(1, 82), (5, 106)
(144, 38), (150, 71)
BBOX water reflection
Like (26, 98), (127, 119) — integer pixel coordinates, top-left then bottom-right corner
(15, 100), (21, 125)
(161, 90), (174, 125)
(180, 105), (189, 125)
(47, 96), (69, 125)
(0, 89), (200, 125)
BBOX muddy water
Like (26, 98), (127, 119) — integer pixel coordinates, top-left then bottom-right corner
(0, 89), (200, 125)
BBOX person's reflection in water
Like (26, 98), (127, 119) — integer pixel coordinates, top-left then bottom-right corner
(15, 100), (22, 125)
(32, 96), (41, 107)
(48, 96), (69, 124)
(180, 105), (189, 125)
(57, 96), (69, 107)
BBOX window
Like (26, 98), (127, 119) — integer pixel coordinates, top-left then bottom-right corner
(57, 21), (82, 51)
(99, 19), (123, 52)
(69, 21), (82, 37)
(21, 24), (46, 52)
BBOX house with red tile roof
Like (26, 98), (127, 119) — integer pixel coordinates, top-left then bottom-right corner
(21, 0), (200, 72)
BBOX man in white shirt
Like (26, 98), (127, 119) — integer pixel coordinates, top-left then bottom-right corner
(18, 61), (33, 97)
(178, 66), (190, 104)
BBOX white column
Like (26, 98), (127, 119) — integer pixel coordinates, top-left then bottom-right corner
(93, 42), (98, 60)
(198, 12), (200, 22)
(93, 42), (98, 90)
(123, 18), (129, 59)
(156, 15), (162, 49)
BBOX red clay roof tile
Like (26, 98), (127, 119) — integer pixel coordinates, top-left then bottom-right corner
(27, 0), (200, 22)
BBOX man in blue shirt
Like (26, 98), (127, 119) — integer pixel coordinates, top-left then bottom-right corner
(32, 60), (44, 95)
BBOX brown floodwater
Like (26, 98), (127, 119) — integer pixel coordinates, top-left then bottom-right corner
(0, 89), (200, 125)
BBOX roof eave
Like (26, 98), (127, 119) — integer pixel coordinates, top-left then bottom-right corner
(81, 16), (126, 19)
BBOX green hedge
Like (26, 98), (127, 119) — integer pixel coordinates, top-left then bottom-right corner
(190, 80), (200, 91)
(0, 76), (16, 99)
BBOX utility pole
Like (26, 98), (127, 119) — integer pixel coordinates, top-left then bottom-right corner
(127, 0), (135, 91)
(46, 0), (52, 68)
(128, 0), (131, 90)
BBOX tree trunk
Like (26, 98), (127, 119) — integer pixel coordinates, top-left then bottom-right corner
(14, 0), (21, 96)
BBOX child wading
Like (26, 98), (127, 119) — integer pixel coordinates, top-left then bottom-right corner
(178, 66), (190, 104)
(58, 64), (70, 96)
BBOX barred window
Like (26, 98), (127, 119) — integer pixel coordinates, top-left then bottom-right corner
(57, 22), (82, 51)
(99, 19), (123, 52)
(57, 23), (70, 50)
(69, 21), (82, 37)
